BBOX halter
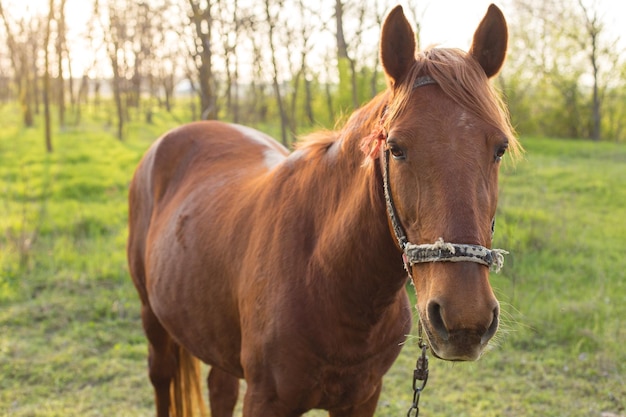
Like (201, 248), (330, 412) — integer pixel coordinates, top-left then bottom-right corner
(382, 76), (508, 274)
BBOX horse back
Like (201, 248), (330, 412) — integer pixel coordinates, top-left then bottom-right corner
(127, 121), (288, 371)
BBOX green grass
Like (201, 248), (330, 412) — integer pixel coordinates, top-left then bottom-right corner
(1, 105), (625, 416)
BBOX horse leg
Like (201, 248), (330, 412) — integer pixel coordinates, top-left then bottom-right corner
(141, 303), (178, 417)
(328, 384), (382, 417)
(208, 367), (240, 417)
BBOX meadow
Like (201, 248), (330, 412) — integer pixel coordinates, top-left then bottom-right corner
(0, 103), (624, 416)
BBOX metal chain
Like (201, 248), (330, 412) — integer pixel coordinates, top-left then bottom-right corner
(407, 323), (429, 417)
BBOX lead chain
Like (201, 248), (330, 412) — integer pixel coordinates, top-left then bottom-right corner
(407, 324), (429, 417)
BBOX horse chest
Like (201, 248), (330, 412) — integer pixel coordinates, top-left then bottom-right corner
(313, 362), (387, 409)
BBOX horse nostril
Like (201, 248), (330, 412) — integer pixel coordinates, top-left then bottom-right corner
(482, 305), (500, 344)
(427, 301), (449, 341)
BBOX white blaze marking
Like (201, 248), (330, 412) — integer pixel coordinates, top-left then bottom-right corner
(457, 110), (475, 131)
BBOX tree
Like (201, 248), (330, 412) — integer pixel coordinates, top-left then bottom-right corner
(334, 0), (358, 109)
(0, 2), (37, 127)
(281, 0), (323, 133)
(215, 0), (250, 124)
(504, 0), (623, 140)
(108, 6), (126, 140)
(151, 2), (183, 115)
(576, 0), (606, 141)
(43, 0), (54, 152)
(188, 0), (218, 120)
(264, 0), (288, 145)
(245, 17), (269, 126)
(54, 0), (67, 128)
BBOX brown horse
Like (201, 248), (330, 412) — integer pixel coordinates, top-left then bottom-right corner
(128, 4), (520, 417)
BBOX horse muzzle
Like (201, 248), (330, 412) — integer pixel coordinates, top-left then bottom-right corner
(421, 299), (500, 361)
(410, 258), (501, 361)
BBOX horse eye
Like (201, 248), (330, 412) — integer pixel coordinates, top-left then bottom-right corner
(495, 144), (508, 162)
(388, 143), (406, 160)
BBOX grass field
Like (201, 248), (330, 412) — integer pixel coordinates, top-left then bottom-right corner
(1, 103), (624, 416)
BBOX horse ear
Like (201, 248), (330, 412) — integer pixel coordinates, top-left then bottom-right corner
(380, 5), (416, 88)
(469, 4), (508, 78)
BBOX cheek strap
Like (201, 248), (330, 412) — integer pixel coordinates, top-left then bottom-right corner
(382, 148), (508, 274)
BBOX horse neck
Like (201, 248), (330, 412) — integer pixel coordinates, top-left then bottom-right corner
(304, 111), (407, 317)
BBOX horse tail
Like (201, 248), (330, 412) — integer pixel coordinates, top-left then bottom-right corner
(170, 345), (207, 417)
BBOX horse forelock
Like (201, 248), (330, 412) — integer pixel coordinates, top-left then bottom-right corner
(384, 47), (522, 160)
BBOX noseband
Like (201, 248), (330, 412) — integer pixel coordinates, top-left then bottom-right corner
(382, 76), (508, 273)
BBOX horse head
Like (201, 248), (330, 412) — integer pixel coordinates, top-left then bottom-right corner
(377, 4), (519, 361)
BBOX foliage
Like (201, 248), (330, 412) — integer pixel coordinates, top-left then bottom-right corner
(1, 105), (625, 416)
(2, 0), (625, 144)
(217, 59), (387, 146)
(501, 0), (626, 142)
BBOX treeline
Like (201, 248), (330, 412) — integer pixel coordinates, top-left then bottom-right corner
(503, 0), (626, 142)
(0, 0), (624, 153)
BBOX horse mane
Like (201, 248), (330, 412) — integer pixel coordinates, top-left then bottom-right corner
(296, 94), (389, 159)
(295, 129), (339, 154)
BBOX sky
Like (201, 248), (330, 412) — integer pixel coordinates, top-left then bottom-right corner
(417, 0), (626, 50)
(419, 0), (501, 48)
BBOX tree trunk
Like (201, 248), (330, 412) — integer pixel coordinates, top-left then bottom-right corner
(110, 41), (125, 140)
(265, 0), (288, 145)
(232, 58), (240, 123)
(335, 0), (348, 59)
(56, 0), (67, 128)
(577, 0), (603, 141)
(335, 0), (358, 109)
(43, 0), (54, 152)
(591, 62), (600, 141)
(325, 80), (334, 123)
(74, 74), (89, 125)
(589, 29), (600, 141)
(20, 55), (34, 127)
(30, 39), (40, 116)
(349, 57), (358, 108)
(289, 67), (302, 135)
(67, 48), (75, 115)
(304, 74), (314, 125)
(189, 0), (218, 120)
(0, 3), (33, 127)
(162, 73), (173, 112)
